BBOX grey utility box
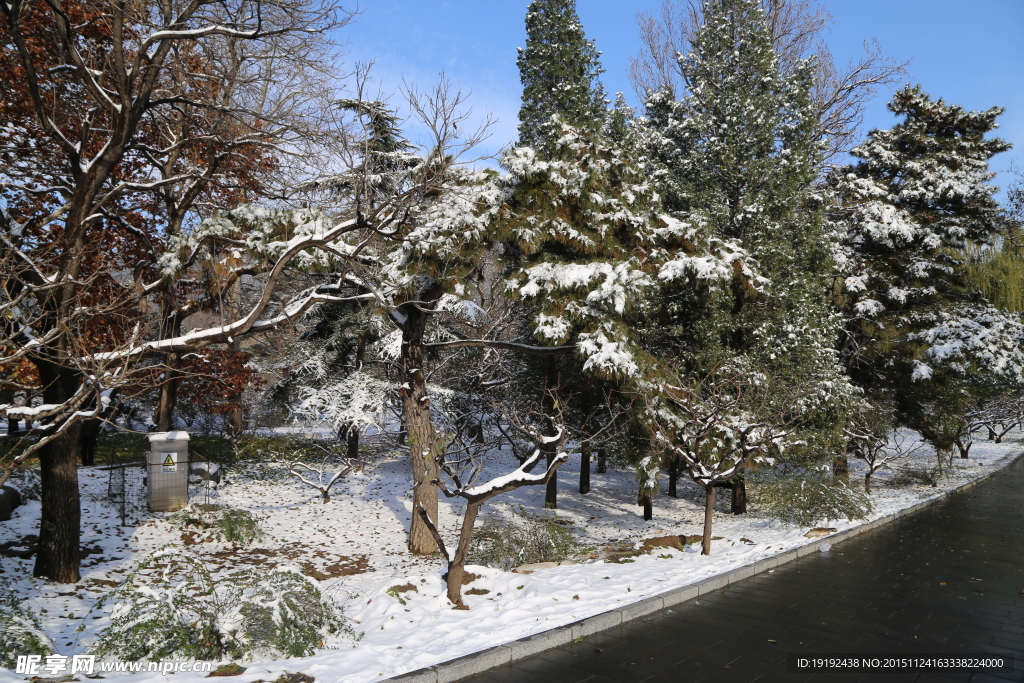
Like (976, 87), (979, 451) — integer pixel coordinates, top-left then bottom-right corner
(148, 431), (189, 512)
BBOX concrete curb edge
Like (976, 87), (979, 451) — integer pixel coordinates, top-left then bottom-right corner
(387, 451), (1024, 683)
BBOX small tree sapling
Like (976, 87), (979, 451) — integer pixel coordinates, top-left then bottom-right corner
(285, 444), (363, 503)
(416, 423), (569, 608)
(649, 371), (792, 555)
(845, 402), (921, 493)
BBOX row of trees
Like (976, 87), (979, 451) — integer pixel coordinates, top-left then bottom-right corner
(2, 0), (1022, 597)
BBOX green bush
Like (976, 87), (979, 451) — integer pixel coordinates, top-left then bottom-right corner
(468, 507), (577, 571)
(753, 472), (873, 527)
(0, 589), (54, 668)
(92, 549), (358, 661)
(168, 504), (263, 544)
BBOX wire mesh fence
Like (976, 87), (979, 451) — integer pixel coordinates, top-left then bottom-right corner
(99, 450), (219, 525)
(101, 462), (148, 526)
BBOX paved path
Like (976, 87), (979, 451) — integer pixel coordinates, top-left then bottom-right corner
(466, 457), (1024, 683)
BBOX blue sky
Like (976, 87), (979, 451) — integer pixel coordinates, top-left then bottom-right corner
(338, 1), (1023, 190)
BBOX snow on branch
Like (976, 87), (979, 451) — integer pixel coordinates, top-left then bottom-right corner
(284, 444), (364, 504)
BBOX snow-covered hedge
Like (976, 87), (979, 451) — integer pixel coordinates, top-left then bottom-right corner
(469, 507), (577, 571)
(92, 549), (359, 661)
(752, 471), (872, 527)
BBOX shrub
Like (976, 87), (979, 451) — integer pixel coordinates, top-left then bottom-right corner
(168, 504), (263, 544)
(468, 507), (577, 571)
(7, 468), (41, 501)
(92, 549), (358, 661)
(0, 589), (54, 668)
(753, 472), (873, 527)
(889, 464), (942, 487)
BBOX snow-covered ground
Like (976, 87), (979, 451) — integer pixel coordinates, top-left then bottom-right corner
(1, 433), (1020, 683)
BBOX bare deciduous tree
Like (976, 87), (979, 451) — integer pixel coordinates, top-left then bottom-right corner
(629, 0), (907, 158)
(845, 401), (920, 493)
(285, 444), (363, 503)
(417, 418), (569, 609)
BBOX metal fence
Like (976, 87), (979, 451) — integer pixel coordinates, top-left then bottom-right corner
(101, 462), (148, 526)
(100, 453), (218, 525)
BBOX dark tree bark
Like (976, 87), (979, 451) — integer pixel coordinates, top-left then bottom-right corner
(345, 332), (367, 460)
(578, 377), (591, 494)
(544, 447), (558, 509)
(730, 475), (747, 514)
(596, 448), (607, 474)
(578, 444), (590, 495)
(668, 455), (680, 497)
(577, 382), (593, 493)
(443, 500), (480, 607)
(346, 429), (359, 460)
(640, 492), (653, 520)
(33, 364), (82, 582)
(399, 289), (443, 554)
(155, 352), (181, 432)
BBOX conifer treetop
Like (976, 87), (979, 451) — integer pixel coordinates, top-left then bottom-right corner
(516, 0), (608, 151)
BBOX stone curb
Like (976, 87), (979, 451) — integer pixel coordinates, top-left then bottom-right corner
(386, 451), (1024, 683)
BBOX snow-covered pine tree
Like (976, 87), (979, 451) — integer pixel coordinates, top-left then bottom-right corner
(282, 99), (419, 458)
(831, 85), (1024, 454)
(638, 0), (857, 530)
(516, 0), (608, 152)
(500, 115), (762, 512)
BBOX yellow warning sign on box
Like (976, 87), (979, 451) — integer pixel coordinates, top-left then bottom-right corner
(162, 454), (177, 472)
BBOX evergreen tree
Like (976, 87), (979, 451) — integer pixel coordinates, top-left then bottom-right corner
(638, 0), (857, 530)
(500, 116), (761, 510)
(516, 0), (607, 152)
(831, 86), (1024, 447)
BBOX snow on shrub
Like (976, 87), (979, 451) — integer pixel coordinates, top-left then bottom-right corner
(752, 471), (872, 527)
(0, 589), (54, 668)
(468, 507), (577, 571)
(168, 504), (263, 544)
(92, 549), (359, 661)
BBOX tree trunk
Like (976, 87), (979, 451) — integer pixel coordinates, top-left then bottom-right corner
(346, 429), (359, 460)
(578, 378), (590, 494)
(226, 407), (244, 435)
(544, 449), (557, 509)
(401, 296), (441, 554)
(33, 364), (82, 583)
(578, 443), (590, 494)
(833, 452), (849, 484)
(956, 438), (970, 459)
(668, 456), (679, 498)
(345, 333), (367, 460)
(446, 500), (480, 608)
(730, 475), (747, 514)
(641, 492), (653, 521)
(596, 448), (607, 474)
(864, 471), (872, 494)
(155, 352), (181, 432)
(701, 484), (715, 556)
(7, 418), (18, 437)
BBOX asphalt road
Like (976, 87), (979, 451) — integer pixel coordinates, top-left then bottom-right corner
(465, 456), (1024, 683)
